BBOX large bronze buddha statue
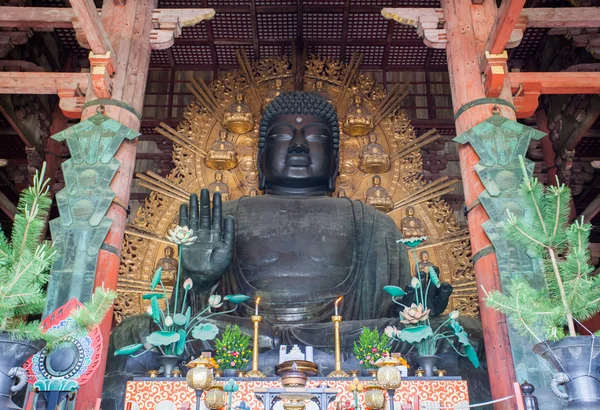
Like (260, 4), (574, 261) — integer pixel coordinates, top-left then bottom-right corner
(175, 92), (450, 347)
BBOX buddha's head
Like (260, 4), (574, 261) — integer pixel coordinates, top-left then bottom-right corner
(420, 250), (430, 262)
(258, 92), (339, 195)
(368, 133), (377, 143)
(219, 130), (227, 140)
(406, 206), (415, 217)
(164, 246), (174, 258)
(372, 175), (381, 186)
(215, 172), (224, 182)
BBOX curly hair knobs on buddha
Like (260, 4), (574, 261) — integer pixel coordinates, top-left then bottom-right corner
(258, 92), (340, 149)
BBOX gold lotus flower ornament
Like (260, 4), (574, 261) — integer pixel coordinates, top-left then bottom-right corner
(400, 304), (430, 325)
(166, 226), (197, 245)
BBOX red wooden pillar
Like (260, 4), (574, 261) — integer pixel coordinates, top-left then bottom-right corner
(443, 0), (518, 408)
(74, 0), (156, 407)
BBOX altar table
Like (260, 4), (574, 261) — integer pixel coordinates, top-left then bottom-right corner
(124, 378), (470, 410)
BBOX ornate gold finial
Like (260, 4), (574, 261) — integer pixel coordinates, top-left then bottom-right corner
(205, 130), (238, 170)
(208, 172), (230, 201)
(359, 132), (390, 174)
(400, 206), (427, 239)
(365, 175), (393, 212)
(342, 94), (375, 137)
(223, 93), (255, 134)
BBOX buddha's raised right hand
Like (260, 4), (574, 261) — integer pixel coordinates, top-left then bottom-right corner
(178, 189), (235, 292)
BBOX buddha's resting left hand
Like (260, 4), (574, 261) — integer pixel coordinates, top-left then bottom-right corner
(178, 189), (235, 292)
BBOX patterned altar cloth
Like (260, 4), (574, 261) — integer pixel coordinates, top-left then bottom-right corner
(124, 378), (469, 410)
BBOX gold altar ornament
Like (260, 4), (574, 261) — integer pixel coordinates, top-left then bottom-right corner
(364, 384), (386, 410)
(343, 94), (375, 137)
(186, 357), (215, 390)
(376, 357), (402, 389)
(205, 385), (227, 410)
(116, 53), (478, 324)
(223, 93), (255, 134)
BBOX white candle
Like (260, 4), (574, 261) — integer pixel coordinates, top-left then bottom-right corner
(255, 296), (260, 316)
(306, 346), (313, 362)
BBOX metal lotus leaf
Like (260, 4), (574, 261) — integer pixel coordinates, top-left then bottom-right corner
(383, 286), (406, 297)
(173, 313), (188, 326)
(114, 343), (145, 356)
(33, 379), (79, 392)
(397, 325), (433, 344)
(453, 114), (545, 168)
(142, 293), (164, 300)
(191, 323), (219, 340)
(146, 331), (181, 346)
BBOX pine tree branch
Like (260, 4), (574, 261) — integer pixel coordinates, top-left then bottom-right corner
(549, 248), (576, 337)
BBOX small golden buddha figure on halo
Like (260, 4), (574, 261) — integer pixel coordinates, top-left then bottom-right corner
(314, 80), (332, 103)
(359, 132), (391, 174)
(337, 188), (347, 198)
(248, 188), (259, 197)
(205, 130), (238, 170)
(222, 93), (255, 134)
(365, 175), (393, 212)
(418, 250), (436, 274)
(400, 206), (427, 239)
(263, 78), (285, 108)
(155, 246), (178, 286)
(342, 94), (375, 137)
(208, 172), (230, 201)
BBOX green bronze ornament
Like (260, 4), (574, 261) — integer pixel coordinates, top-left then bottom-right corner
(454, 114), (557, 405)
(44, 113), (139, 315)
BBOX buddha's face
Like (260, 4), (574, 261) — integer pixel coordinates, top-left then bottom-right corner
(420, 251), (429, 262)
(406, 206), (415, 217)
(165, 246), (174, 257)
(259, 114), (337, 191)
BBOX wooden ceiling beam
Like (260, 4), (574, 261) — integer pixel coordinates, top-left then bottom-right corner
(0, 6), (74, 29)
(486, 0), (527, 54)
(509, 72), (600, 93)
(521, 7), (600, 28)
(0, 72), (88, 94)
(68, 0), (115, 57)
(0, 190), (16, 221)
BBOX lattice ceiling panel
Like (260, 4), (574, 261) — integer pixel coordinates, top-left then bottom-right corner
(151, 49), (171, 66)
(511, 28), (547, 60)
(207, 0), (249, 5)
(212, 13), (253, 38)
(216, 44), (255, 65)
(302, 0), (345, 4)
(307, 44), (342, 60)
(351, 0), (394, 5)
(55, 28), (88, 57)
(396, 0), (440, 6)
(393, 24), (420, 40)
(389, 45), (429, 67)
(347, 45), (385, 66)
(181, 24), (209, 39)
(260, 44), (292, 57)
(429, 49), (447, 66)
(303, 13), (344, 39)
(348, 13), (389, 40)
(257, 13), (297, 39)
(172, 45), (213, 65)
(255, 0), (296, 4)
